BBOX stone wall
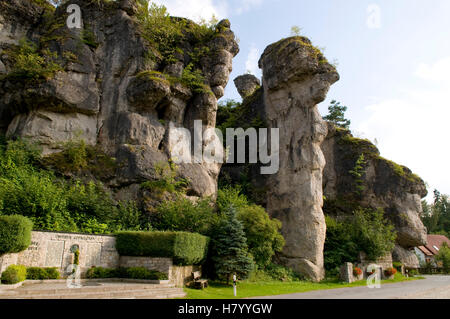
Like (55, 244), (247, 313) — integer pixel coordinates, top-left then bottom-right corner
(0, 231), (119, 276)
(170, 265), (201, 287)
(0, 231), (201, 287)
(119, 256), (172, 274)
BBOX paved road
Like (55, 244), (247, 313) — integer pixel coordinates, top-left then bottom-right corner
(255, 276), (450, 299)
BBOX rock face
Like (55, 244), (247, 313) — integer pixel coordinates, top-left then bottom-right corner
(234, 74), (260, 98)
(0, 0), (239, 200)
(258, 37), (339, 281)
(322, 123), (428, 266)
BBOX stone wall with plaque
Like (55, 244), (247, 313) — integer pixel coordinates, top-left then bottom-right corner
(0, 231), (119, 276)
(0, 231), (197, 285)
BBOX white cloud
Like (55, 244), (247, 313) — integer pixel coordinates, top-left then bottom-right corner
(235, 0), (263, 15)
(356, 57), (450, 201)
(415, 56), (450, 85)
(245, 44), (260, 76)
(152, 0), (228, 22)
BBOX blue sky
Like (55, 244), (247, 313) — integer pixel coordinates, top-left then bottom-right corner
(155, 0), (450, 201)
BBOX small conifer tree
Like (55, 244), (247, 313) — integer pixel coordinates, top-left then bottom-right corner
(211, 206), (254, 283)
(323, 100), (351, 129)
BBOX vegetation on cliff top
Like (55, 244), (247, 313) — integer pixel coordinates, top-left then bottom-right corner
(135, 0), (222, 94)
(323, 100), (351, 129)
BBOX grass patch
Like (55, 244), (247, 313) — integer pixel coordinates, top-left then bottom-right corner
(184, 275), (424, 299)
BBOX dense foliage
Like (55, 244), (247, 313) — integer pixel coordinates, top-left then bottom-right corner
(2, 38), (62, 82)
(1, 265), (27, 284)
(217, 186), (285, 268)
(210, 207), (254, 282)
(435, 242), (450, 273)
(0, 215), (33, 255)
(115, 231), (209, 265)
(26, 267), (60, 280)
(86, 266), (168, 280)
(135, 0), (219, 93)
(421, 190), (450, 238)
(153, 197), (219, 235)
(0, 138), (149, 234)
(324, 208), (396, 275)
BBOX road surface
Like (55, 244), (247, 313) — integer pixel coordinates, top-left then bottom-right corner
(255, 276), (450, 299)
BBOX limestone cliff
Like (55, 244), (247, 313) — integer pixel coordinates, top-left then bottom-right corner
(258, 37), (339, 281)
(220, 37), (339, 281)
(0, 0), (238, 201)
(322, 123), (428, 268)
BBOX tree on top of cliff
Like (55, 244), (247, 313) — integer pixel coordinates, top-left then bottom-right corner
(323, 100), (351, 129)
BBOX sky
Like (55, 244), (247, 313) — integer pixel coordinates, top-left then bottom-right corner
(154, 0), (450, 201)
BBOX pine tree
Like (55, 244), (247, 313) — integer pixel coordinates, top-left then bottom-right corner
(323, 100), (351, 129)
(349, 154), (366, 196)
(211, 206), (254, 283)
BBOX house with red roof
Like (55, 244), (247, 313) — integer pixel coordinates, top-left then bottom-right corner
(415, 234), (450, 266)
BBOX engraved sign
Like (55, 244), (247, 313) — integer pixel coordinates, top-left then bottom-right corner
(45, 241), (65, 267)
(85, 243), (102, 267)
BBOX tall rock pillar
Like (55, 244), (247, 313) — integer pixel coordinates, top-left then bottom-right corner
(258, 37), (339, 281)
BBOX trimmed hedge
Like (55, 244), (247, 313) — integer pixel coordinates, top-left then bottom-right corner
(26, 267), (61, 280)
(86, 267), (168, 280)
(1, 265), (27, 284)
(115, 231), (209, 265)
(0, 215), (33, 255)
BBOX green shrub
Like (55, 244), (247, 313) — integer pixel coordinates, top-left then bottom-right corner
(86, 267), (116, 279)
(352, 208), (396, 261)
(26, 267), (60, 280)
(44, 267), (60, 279)
(141, 161), (188, 195)
(0, 215), (33, 255)
(86, 266), (168, 280)
(0, 138), (146, 234)
(216, 186), (285, 267)
(237, 204), (285, 267)
(324, 208), (396, 274)
(153, 197), (219, 235)
(263, 263), (302, 282)
(324, 215), (360, 275)
(393, 262), (403, 271)
(4, 38), (62, 81)
(436, 242), (450, 273)
(408, 269), (419, 276)
(1, 265), (27, 284)
(26, 267), (47, 280)
(126, 267), (168, 280)
(115, 231), (209, 265)
(113, 201), (151, 232)
(181, 63), (209, 94)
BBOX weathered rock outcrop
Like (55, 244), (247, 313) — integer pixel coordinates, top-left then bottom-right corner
(258, 37), (339, 281)
(220, 37), (339, 281)
(0, 0), (239, 200)
(234, 74), (260, 98)
(322, 123), (428, 266)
